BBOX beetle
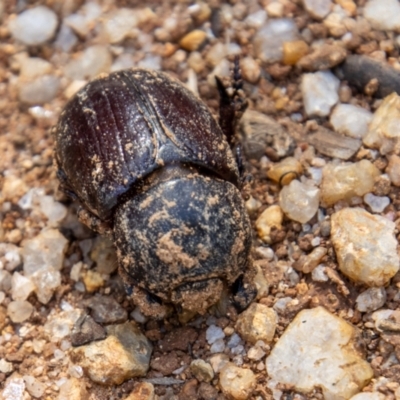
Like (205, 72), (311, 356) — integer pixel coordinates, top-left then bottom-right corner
(54, 62), (257, 319)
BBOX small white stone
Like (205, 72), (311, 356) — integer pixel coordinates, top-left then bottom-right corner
(320, 160), (380, 207)
(11, 272), (35, 301)
(0, 359), (13, 373)
(330, 104), (373, 139)
(64, 3), (102, 37)
(312, 265), (329, 282)
(279, 180), (320, 224)
(273, 297), (293, 313)
(356, 288), (387, 313)
(209, 353), (230, 373)
(31, 267), (61, 304)
(22, 229), (68, 276)
(23, 375), (45, 398)
(363, 92), (400, 155)
(247, 345), (266, 361)
(64, 45), (112, 80)
(331, 207), (399, 286)
(9, 6), (58, 45)
(102, 8), (138, 44)
(266, 307), (373, 399)
(210, 338), (225, 353)
(39, 196), (68, 226)
(303, 0), (332, 19)
(364, 0), (400, 32)
(236, 303), (277, 344)
(265, 2), (284, 18)
(2, 377), (26, 400)
(363, 193), (390, 213)
(254, 19), (299, 63)
(301, 71), (340, 117)
(18, 75), (60, 105)
(220, 363), (256, 400)
(206, 325), (225, 345)
(245, 10), (267, 28)
(7, 300), (34, 323)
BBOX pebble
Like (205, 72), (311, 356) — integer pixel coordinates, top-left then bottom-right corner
(254, 262), (269, 299)
(266, 307), (373, 399)
(331, 207), (399, 286)
(267, 157), (303, 186)
(386, 155), (400, 186)
(18, 75), (60, 105)
(240, 110), (295, 160)
(240, 57), (260, 83)
(179, 30), (207, 51)
(245, 10), (267, 29)
(71, 314), (107, 346)
(356, 288), (387, 313)
(265, 2), (284, 18)
(363, 93), (400, 155)
(219, 363), (256, 400)
(1, 176), (28, 202)
(39, 196), (67, 226)
(0, 243), (21, 271)
(363, 0), (400, 32)
(235, 303), (277, 344)
(342, 55), (400, 99)
(279, 180), (320, 224)
(298, 44), (347, 71)
(330, 104), (373, 139)
(19, 57), (52, 79)
(64, 2), (102, 37)
(102, 8), (138, 44)
(311, 265), (329, 282)
(301, 71), (340, 117)
(253, 19), (299, 63)
(11, 272), (35, 301)
(44, 309), (81, 342)
(22, 229), (68, 276)
(206, 325), (225, 345)
(31, 267), (61, 304)
(209, 353), (230, 374)
(0, 359), (13, 374)
(210, 338), (225, 353)
(70, 321), (152, 385)
(294, 247), (327, 274)
(57, 377), (88, 400)
(190, 360), (214, 382)
(282, 40), (310, 66)
(82, 270), (104, 293)
(23, 375), (45, 398)
(1, 377), (26, 400)
(320, 160), (380, 207)
(85, 295), (127, 324)
(7, 300), (34, 323)
(302, 0), (332, 19)
(9, 6), (58, 46)
(124, 382), (155, 400)
(363, 193), (390, 213)
(255, 205), (283, 244)
(64, 45), (112, 80)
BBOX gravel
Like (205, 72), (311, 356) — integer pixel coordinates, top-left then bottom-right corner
(1, 1), (400, 399)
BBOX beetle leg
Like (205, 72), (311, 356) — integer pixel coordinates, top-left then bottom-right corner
(78, 207), (112, 236)
(216, 56), (248, 146)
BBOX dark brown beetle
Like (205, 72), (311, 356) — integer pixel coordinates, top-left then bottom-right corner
(54, 64), (256, 318)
